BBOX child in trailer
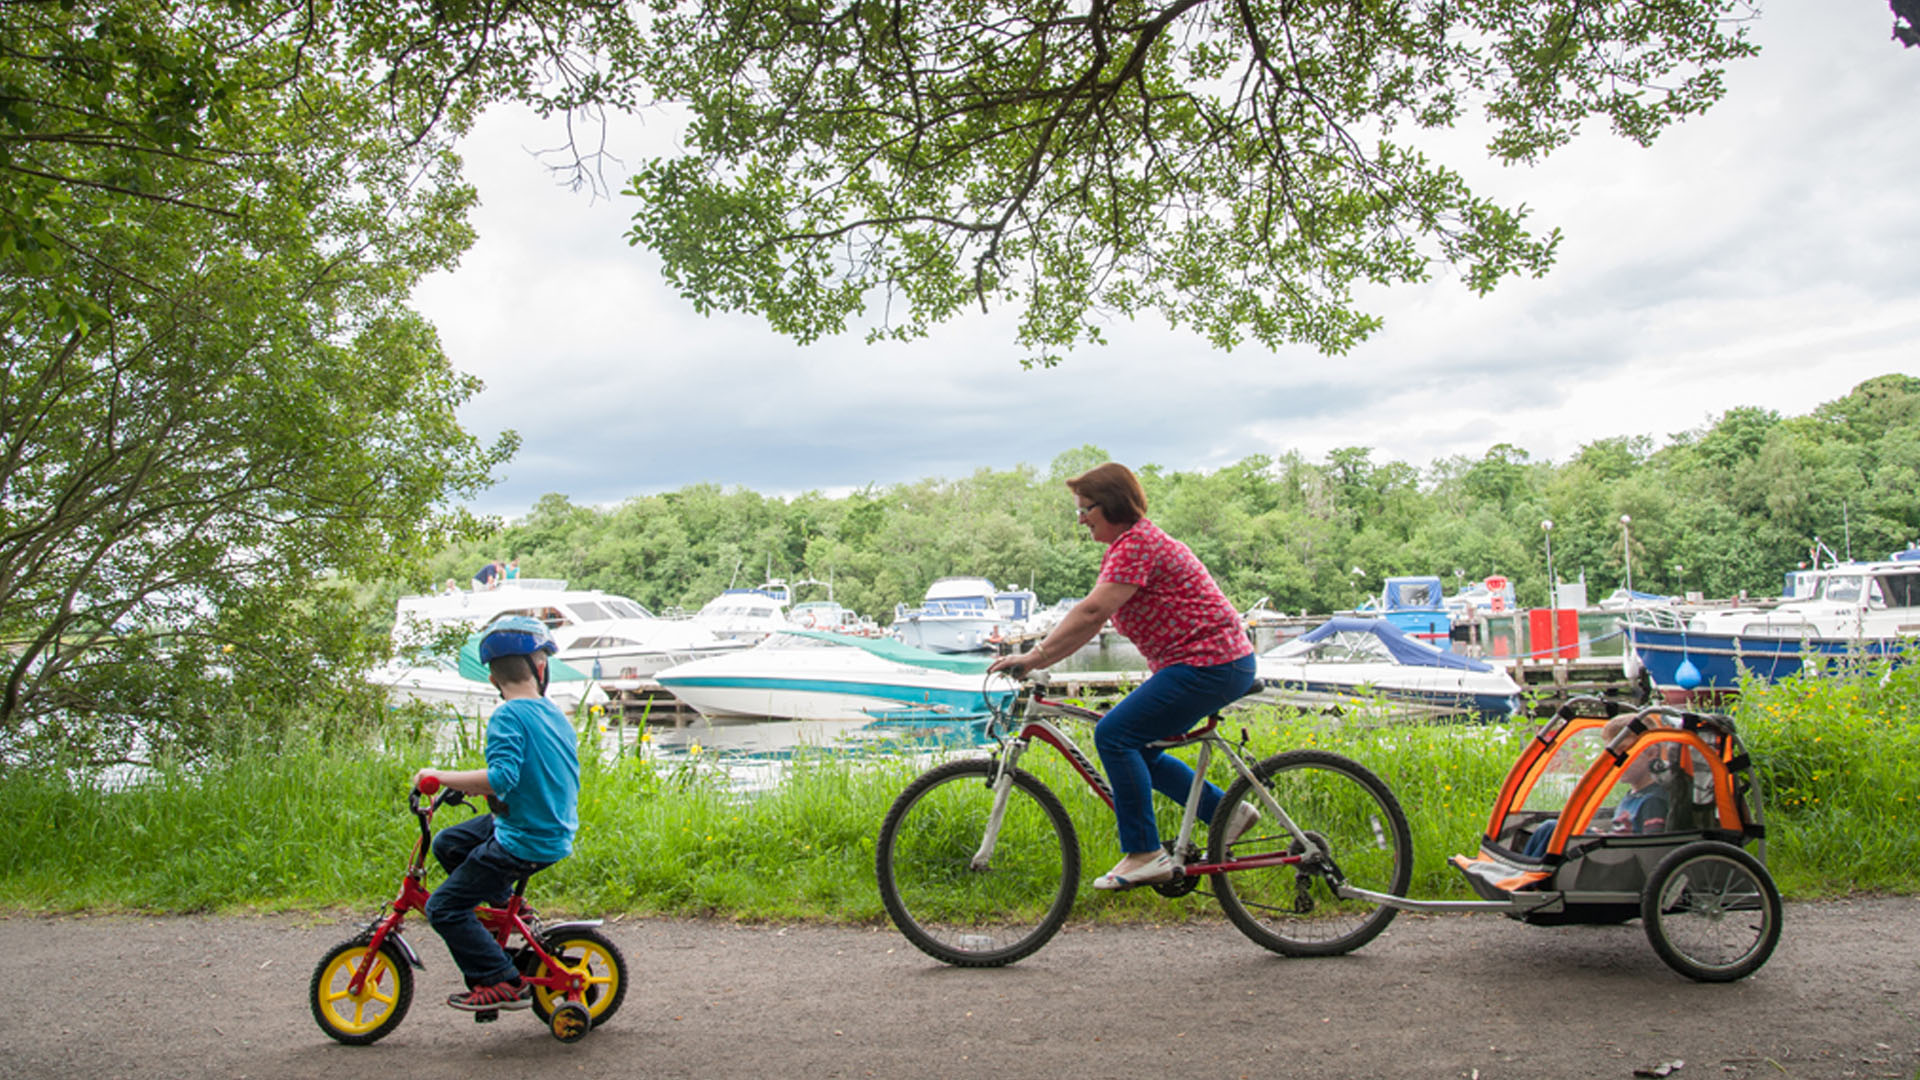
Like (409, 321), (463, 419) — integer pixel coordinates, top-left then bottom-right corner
(1522, 715), (1672, 860)
(413, 615), (580, 1011)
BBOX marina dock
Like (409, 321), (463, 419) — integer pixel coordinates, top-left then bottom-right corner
(608, 610), (1641, 728)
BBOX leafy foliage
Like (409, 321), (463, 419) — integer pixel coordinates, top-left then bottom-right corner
(0, 0), (649, 766)
(624, 0), (1759, 363)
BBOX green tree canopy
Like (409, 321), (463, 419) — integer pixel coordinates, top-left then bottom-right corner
(0, 0), (644, 766)
(624, 0), (1758, 363)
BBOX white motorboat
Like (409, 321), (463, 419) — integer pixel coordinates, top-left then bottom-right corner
(1626, 552), (1920, 697)
(891, 576), (1031, 653)
(654, 630), (1017, 721)
(370, 653), (608, 717)
(680, 581), (796, 644)
(1253, 617), (1522, 719)
(391, 577), (747, 680)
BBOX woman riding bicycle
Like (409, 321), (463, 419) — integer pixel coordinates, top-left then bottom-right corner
(987, 462), (1258, 889)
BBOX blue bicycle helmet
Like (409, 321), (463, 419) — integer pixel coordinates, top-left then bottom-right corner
(477, 615), (558, 662)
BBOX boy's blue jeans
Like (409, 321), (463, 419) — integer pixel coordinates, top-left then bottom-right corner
(425, 814), (550, 986)
(1094, 655), (1259, 855)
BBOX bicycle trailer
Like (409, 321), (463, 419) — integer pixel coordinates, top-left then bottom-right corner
(1348, 698), (1782, 981)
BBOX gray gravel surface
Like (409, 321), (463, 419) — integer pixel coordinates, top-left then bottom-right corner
(0, 898), (1914, 1080)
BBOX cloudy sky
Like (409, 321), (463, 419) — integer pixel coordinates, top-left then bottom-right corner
(412, 4), (1919, 518)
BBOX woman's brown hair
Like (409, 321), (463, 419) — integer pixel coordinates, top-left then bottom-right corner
(1067, 462), (1147, 526)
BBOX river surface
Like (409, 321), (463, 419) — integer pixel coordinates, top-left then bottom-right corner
(610, 628), (1307, 792)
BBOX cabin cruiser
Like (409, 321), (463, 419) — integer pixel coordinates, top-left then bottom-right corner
(1252, 616), (1522, 719)
(370, 644), (608, 716)
(391, 577), (747, 681)
(654, 630), (1017, 721)
(788, 600), (880, 636)
(680, 581), (796, 644)
(1356, 575), (1454, 651)
(1626, 554), (1920, 697)
(891, 577), (1033, 653)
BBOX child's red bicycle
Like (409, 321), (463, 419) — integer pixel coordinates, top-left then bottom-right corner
(309, 776), (627, 1044)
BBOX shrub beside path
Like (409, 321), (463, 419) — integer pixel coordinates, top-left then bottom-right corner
(0, 897), (1914, 1079)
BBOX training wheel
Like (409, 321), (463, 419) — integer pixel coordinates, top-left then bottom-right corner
(549, 1000), (592, 1043)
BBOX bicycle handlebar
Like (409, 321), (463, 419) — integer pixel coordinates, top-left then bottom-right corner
(408, 775), (468, 816)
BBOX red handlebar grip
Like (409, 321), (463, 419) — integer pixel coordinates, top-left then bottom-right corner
(418, 775), (441, 795)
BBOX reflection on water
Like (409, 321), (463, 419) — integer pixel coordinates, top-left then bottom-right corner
(596, 627), (1299, 792)
(615, 712), (995, 793)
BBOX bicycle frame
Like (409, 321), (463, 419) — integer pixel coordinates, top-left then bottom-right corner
(979, 690), (1337, 882)
(344, 786), (597, 1003)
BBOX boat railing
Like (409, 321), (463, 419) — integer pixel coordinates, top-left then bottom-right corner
(1617, 607), (1689, 631)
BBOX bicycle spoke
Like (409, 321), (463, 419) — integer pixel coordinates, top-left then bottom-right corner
(1211, 750), (1411, 958)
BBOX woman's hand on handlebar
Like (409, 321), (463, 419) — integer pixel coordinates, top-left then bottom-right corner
(987, 653), (1040, 678)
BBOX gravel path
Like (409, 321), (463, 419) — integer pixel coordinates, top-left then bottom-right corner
(0, 898), (1914, 1080)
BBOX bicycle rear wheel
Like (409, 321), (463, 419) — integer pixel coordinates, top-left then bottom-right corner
(876, 757), (1079, 967)
(1209, 749), (1412, 957)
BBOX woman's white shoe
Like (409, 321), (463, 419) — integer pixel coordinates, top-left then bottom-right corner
(1092, 850), (1177, 890)
(1224, 801), (1261, 848)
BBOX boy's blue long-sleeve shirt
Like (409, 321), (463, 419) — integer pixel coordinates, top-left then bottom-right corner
(485, 697), (580, 863)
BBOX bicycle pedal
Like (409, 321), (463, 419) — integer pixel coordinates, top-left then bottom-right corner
(473, 1008), (500, 1023)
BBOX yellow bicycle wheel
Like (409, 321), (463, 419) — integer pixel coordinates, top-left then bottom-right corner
(528, 928), (627, 1028)
(310, 939), (413, 1045)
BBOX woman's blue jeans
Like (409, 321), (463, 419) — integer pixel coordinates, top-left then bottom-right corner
(424, 814), (549, 986)
(1094, 654), (1258, 855)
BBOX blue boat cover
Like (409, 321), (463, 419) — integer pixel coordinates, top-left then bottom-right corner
(1293, 617), (1496, 673)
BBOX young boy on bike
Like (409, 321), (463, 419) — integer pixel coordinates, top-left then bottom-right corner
(413, 615), (581, 1012)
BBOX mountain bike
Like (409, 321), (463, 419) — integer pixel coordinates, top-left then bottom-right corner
(309, 776), (627, 1044)
(875, 682), (1413, 966)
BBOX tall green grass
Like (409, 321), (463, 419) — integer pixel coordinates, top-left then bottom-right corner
(1, 666), (1914, 918)
(1734, 659), (1920, 896)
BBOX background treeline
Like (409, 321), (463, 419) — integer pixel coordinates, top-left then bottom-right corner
(422, 375), (1920, 621)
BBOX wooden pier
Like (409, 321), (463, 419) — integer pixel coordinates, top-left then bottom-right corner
(1500, 655), (1643, 710)
(601, 679), (703, 727)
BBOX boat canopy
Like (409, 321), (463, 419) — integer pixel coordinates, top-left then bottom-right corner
(456, 633), (594, 683)
(1380, 576), (1445, 611)
(1279, 617), (1497, 673)
(783, 630), (996, 674)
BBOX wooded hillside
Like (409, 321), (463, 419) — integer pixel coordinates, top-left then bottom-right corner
(428, 376), (1920, 620)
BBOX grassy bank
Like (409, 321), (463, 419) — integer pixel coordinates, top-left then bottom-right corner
(2, 664), (1915, 918)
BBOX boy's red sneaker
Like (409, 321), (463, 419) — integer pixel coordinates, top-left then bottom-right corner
(447, 979), (532, 1011)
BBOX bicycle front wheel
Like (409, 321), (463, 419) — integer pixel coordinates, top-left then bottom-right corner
(876, 757), (1079, 967)
(1210, 749), (1412, 957)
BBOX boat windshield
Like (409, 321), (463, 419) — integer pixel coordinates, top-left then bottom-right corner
(1819, 575), (1866, 604)
(702, 598), (779, 616)
(606, 598), (653, 619)
(1268, 630), (1393, 664)
(571, 600), (616, 622)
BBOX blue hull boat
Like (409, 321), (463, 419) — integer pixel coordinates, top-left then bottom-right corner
(1628, 626), (1911, 697)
